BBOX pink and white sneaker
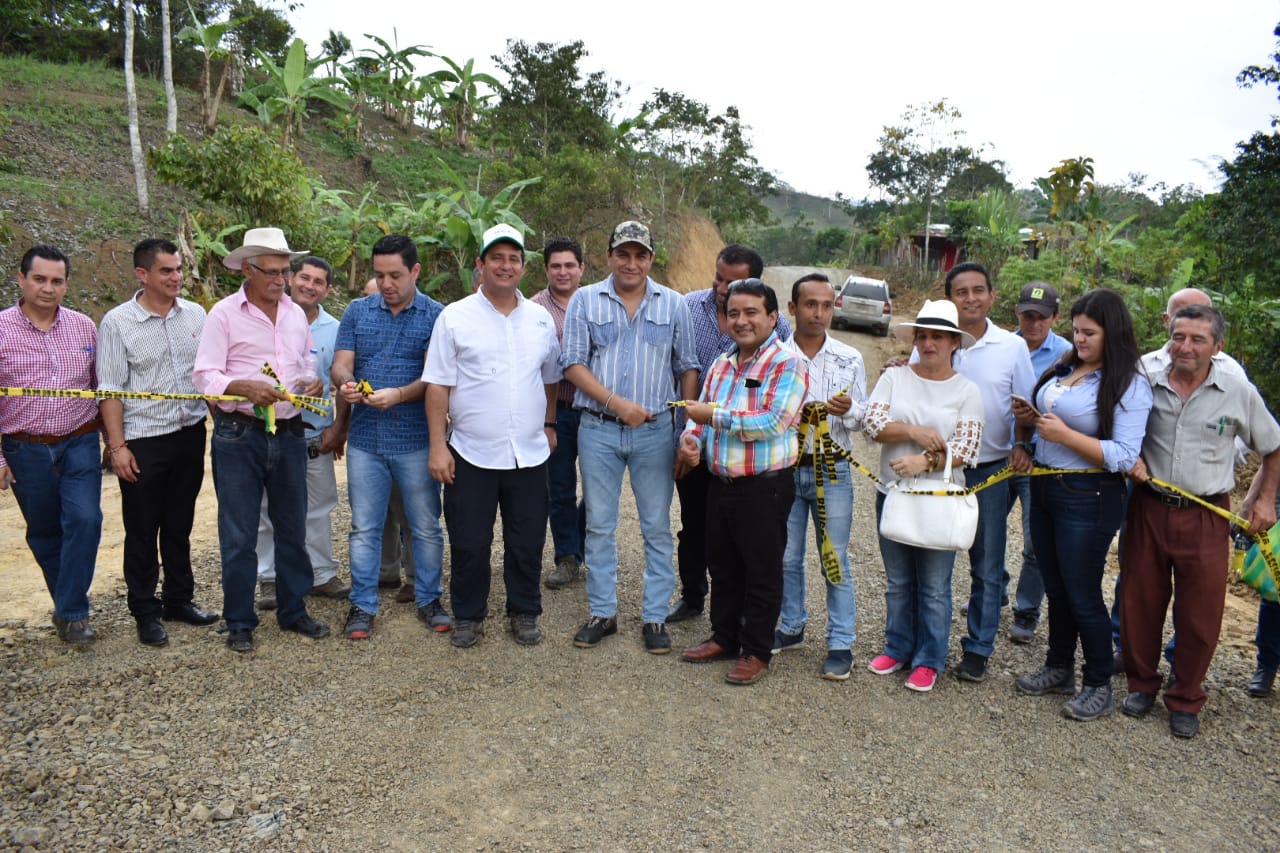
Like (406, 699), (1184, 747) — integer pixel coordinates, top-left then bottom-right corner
(905, 666), (938, 692)
(867, 654), (904, 675)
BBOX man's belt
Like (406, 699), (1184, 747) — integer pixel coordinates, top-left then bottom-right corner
(1146, 482), (1227, 510)
(577, 408), (656, 425)
(6, 417), (102, 445)
(713, 468), (784, 485)
(217, 410), (305, 436)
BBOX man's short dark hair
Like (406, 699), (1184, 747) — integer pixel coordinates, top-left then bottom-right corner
(21, 245), (70, 278)
(791, 272), (832, 305)
(543, 237), (583, 265)
(944, 261), (991, 297)
(372, 234), (418, 270)
(726, 277), (778, 314)
(717, 244), (764, 278)
(1171, 303), (1227, 345)
(294, 255), (334, 284)
(133, 238), (180, 272)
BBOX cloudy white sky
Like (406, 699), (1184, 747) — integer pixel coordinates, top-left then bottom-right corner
(292, 0), (1278, 200)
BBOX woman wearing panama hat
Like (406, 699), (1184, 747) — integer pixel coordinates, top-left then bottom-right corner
(863, 300), (984, 692)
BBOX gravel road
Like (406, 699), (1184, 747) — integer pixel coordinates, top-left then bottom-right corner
(1, 325), (1277, 852)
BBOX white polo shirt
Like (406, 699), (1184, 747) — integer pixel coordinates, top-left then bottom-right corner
(422, 289), (562, 470)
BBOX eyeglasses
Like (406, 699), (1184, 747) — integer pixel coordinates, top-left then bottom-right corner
(247, 262), (293, 281)
(726, 278), (768, 297)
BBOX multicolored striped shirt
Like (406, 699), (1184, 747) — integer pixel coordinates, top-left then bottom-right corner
(686, 287), (792, 373)
(685, 331), (807, 478)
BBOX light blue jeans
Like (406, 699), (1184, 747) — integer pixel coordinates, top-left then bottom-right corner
(346, 445), (443, 614)
(578, 414), (676, 624)
(961, 459), (1012, 658)
(779, 460), (856, 649)
(876, 491), (956, 672)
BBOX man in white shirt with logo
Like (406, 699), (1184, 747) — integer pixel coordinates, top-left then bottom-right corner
(424, 224), (562, 649)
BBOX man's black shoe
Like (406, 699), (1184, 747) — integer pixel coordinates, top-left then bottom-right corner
(1170, 710), (1200, 739)
(1248, 665), (1277, 698)
(136, 617), (169, 647)
(162, 603), (220, 626)
(573, 615), (617, 648)
(666, 600), (703, 623)
(226, 629), (254, 653)
(282, 614), (330, 639)
(1121, 691), (1156, 718)
(953, 651), (988, 683)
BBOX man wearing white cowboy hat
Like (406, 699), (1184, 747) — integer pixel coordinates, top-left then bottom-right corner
(193, 226), (332, 652)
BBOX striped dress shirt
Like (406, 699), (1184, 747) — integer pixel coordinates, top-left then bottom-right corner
(97, 292), (207, 440)
(561, 276), (699, 414)
(0, 302), (99, 469)
(685, 331), (807, 478)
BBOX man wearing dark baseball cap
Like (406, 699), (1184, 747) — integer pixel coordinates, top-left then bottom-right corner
(1007, 280), (1072, 646)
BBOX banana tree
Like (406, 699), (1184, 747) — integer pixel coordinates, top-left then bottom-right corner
(314, 185), (388, 293)
(239, 38), (352, 146)
(426, 56), (503, 149)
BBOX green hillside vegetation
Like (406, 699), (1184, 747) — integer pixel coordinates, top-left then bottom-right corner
(1, 12), (1278, 408)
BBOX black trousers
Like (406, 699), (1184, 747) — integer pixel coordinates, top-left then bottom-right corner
(675, 463), (711, 610)
(706, 470), (795, 662)
(443, 447), (547, 622)
(117, 421), (207, 619)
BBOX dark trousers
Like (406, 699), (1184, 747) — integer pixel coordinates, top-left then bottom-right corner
(546, 405), (585, 561)
(444, 447), (547, 621)
(117, 421), (206, 619)
(1031, 473), (1128, 687)
(675, 463), (711, 609)
(1120, 486), (1229, 714)
(706, 470), (795, 662)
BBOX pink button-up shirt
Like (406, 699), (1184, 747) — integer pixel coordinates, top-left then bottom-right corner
(0, 302), (99, 468)
(192, 285), (314, 419)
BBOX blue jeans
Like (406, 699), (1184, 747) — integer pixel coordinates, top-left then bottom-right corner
(961, 459), (1012, 657)
(875, 491), (956, 672)
(4, 431), (102, 621)
(210, 415), (310, 632)
(346, 445), (443, 614)
(546, 405), (585, 561)
(1032, 473), (1127, 687)
(579, 413), (676, 624)
(779, 460), (857, 649)
(1009, 474), (1043, 617)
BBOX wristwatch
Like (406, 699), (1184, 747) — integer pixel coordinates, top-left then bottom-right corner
(1013, 440), (1034, 456)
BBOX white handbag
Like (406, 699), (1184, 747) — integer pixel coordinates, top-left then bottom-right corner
(879, 446), (979, 551)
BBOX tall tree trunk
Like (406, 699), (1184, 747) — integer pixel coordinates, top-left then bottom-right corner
(160, 0), (176, 133)
(206, 55), (231, 131)
(124, 1), (149, 215)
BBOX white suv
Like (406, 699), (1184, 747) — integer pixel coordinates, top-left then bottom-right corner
(833, 276), (892, 337)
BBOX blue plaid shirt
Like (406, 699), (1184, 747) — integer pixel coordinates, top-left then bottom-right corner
(686, 287), (792, 374)
(335, 291), (443, 454)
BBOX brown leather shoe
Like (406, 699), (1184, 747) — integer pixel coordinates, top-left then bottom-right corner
(725, 655), (769, 685)
(395, 583), (415, 603)
(681, 639), (735, 663)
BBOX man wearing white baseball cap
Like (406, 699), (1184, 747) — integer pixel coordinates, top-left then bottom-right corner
(425, 223), (563, 648)
(193, 227), (331, 652)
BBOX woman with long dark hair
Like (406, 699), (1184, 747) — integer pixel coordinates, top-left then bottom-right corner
(1011, 288), (1152, 721)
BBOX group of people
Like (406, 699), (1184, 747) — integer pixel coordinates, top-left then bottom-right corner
(3, 227), (1277, 739)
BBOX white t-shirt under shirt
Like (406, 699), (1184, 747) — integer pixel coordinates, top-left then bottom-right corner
(864, 366), (985, 494)
(422, 289), (562, 470)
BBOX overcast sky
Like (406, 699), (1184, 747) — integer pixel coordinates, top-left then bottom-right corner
(291, 0), (1279, 201)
